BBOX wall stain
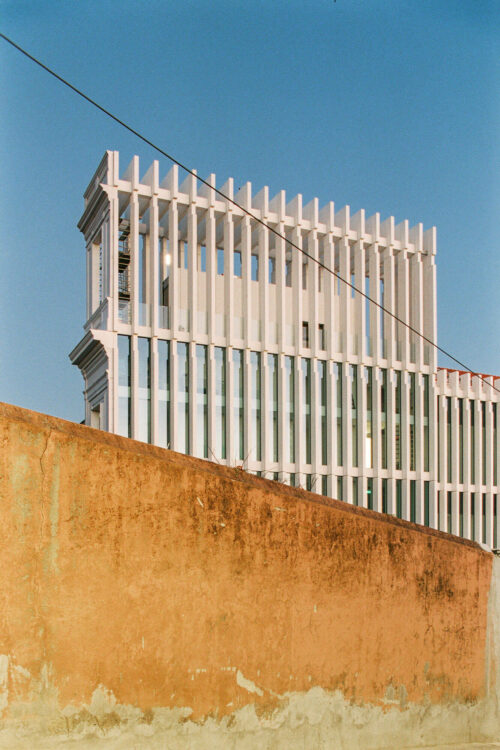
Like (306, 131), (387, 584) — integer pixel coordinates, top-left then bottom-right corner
(0, 402), (497, 747)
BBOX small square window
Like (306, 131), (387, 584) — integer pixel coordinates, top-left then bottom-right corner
(319, 323), (325, 350)
(251, 254), (259, 281)
(217, 248), (224, 275)
(268, 256), (276, 284)
(91, 404), (101, 429)
(234, 251), (242, 277)
(178, 241), (188, 269)
(302, 321), (310, 348)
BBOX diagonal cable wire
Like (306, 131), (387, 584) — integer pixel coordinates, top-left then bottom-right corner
(1, 31), (498, 394)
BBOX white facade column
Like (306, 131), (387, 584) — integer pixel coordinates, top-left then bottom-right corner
(495, 489), (500, 551)
(189, 341), (197, 457)
(372, 367), (382, 512)
(395, 248), (410, 367)
(86, 243), (92, 321)
(473, 380), (482, 498)
(226, 346), (235, 465)
(473, 488), (482, 544)
(327, 359), (336, 498)
(277, 353), (287, 477)
(149, 195), (159, 336)
(290, 208), (303, 357)
(207, 345), (216, 461)
(243, 348), (252, 468)
(130, 334), (139, 439)
(414, 480), (424, 526)
(450, 393), (460, 491)
(429, 480), (439, 530)
(438, 487), (447, 534)
(386, 477), (396, 516)
(496, 398), (500, 548)
(486, 393), (494, 491)
(148, 190), (160, 446)
(255, 186), (269, 349)
(187, 198), (198, 341)
(323, 231), (335, 359)
(437, 393), (447, 530)
(401, 372), (410, 519)
(223, 189), (235, 344)
(367, 242), (381, 363)
(415, 373), (424, 501)
(386, 369), (396, 511)
(485, 491), (494, 549)
(382, 242), (395, 366)
(358, 365), (368, 507)
(102, 216), (110, 305)
(170, 339), (179, 452)
(241, 213), (252, 349)
(158, 232), (168, 328)
(413, 374), (424, 524)
(108, 188), (119, 331)
(338, 236), (351, 358)
(259, 223), (269, 350)
(295, 355), (304, 475)
(410, 250), (424, 368)
(311, 359), (321, 485)
(261, 351), (270, 474)
(354, 238), (366, 360)
(423, 227), (437, 370)
(462, 488), (472, 541)
(448, 367), (460, 534)
(130, 189), (140, 333)
(168, 177), (179, 336)
(206, 204), (216, 343)
(496, 398), (500, 491)
(463, 394), (472, 539)
(342, 362), (352, 503)
(371, 476), (381, 513)
(450, 490), (459, 537)
(150, 337), (159, 446)
(109, 340), (118, 435)
(275, 196), (286, 351)
(307, 221), (320, 358)
(141, 159), (158, 334)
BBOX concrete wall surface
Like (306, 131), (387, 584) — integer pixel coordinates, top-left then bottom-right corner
(0, 401), (499, 749)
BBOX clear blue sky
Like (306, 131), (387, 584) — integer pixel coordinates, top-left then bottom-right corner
(1, 0), (498, 422)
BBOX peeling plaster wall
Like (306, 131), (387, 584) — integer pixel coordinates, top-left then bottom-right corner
(0, 402), (499, 748)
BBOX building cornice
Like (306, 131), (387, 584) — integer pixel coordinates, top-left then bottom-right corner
(69, 329), (113, 369)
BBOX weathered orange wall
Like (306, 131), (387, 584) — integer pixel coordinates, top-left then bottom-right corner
(0, 402), (494, 726)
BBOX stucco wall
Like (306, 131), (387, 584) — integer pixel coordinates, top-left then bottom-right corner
(0, 401), (499, 748)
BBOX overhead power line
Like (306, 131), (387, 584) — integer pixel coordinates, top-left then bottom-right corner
(1, 31), (498, 395)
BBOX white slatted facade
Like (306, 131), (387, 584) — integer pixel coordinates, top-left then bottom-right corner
(71, 151), (500, 548)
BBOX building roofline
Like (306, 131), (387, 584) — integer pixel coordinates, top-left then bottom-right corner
(438, 366), (500, 382)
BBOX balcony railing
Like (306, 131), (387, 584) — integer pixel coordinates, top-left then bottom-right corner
(118, 301), (131, 324)
(139, 303), (150, 327)
(159, 306), (169, 329)
(85, 298), (109, 331)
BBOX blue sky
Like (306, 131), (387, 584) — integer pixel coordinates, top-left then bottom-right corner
(1, 0), (498, 421)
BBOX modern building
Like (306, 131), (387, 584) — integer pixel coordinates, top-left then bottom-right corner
(70, 151), (500, 547)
